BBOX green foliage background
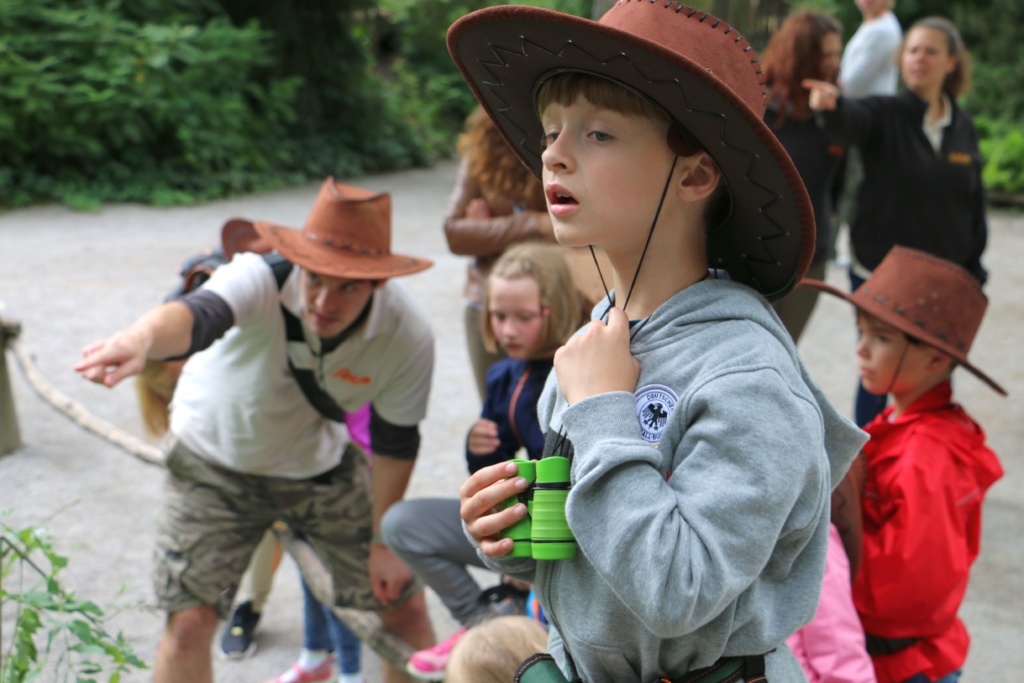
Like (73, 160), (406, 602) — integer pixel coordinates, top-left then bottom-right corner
(0, 0), (1021, 209)
(0, 0), (587, 209)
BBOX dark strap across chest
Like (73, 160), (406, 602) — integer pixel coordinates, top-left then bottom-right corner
(266, 254), (347, 424)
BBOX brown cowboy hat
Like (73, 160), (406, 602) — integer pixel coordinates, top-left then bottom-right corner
(447, 2), (814, 301)
(253, 178), (432, 280)
(802, 246), (1006, 396)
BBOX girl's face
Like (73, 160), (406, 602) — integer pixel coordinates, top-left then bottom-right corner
(855, 311), (936, 397)
(820, 32), (842, 83)
(901, 26), (957, 99)
(488, 275), (546, 360)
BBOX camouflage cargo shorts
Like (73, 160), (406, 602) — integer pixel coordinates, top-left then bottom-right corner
(154, 438), (420, 618)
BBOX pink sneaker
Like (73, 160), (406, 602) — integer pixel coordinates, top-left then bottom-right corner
(406, 627), (469, 681)
(263, 655), (335, 683)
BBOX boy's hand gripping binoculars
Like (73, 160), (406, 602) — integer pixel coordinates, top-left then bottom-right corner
(499, 457), (577, 560)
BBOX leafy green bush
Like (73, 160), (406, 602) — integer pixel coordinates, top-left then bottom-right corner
(1, 518), (147, 682)
(976, 117), (1024, 195)
(0, 1), (302, 208)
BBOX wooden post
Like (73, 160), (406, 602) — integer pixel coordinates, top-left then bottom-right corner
(1, 317), (23, 456)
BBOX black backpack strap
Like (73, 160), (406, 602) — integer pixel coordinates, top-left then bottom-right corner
(267, 253), (348, 423)
(514, 653), (570, 683)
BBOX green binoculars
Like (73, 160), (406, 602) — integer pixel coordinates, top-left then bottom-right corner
(499, 457), (577, 560)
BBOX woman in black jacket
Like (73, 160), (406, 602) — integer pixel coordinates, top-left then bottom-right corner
(805, 16), (988, 425)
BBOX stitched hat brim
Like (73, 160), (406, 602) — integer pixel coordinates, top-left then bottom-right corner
(447, 5), (814, 301)
(252, 221), (433, 280)
(802, 279), (1007, 396)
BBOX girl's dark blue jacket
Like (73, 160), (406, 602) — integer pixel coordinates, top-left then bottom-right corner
(465, 357), (552, 473)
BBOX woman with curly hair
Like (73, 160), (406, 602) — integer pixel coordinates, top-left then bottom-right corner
(761, 9), (846, 342)
(444, 106), (558, 397)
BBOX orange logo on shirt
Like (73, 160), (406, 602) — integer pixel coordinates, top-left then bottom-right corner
(947, 152), (973, 165)
(333, 367), (372, 385)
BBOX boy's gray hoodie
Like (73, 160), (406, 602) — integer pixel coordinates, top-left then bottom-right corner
(479, 279), (867, 682)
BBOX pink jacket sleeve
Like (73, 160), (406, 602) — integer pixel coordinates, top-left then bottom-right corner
(787, 524), (876, 683)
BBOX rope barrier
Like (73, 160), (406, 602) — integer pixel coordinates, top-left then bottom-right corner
(6, 338), (413, 670)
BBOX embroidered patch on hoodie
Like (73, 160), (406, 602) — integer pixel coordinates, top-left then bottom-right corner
(634, 384), (679, 444)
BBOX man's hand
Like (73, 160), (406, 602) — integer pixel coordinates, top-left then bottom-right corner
(75, 328), (152, 388)
(75, 301), (193, 387)
(803, 78), (840, 111)
(460, 461), (530, 557)
(467, 418), (500, 456)
(368, 542), (413, 605)
(553, 307), (639, 405)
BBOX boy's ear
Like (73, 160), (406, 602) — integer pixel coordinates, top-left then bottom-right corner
(676, 152), (722, 203)
(924, 346), (955, 374)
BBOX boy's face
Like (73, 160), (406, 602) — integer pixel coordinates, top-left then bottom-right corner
(539, 96), (676, 253)
(855, 311), (947, 396)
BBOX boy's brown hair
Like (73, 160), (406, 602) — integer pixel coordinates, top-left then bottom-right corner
(481, 242), (583, 356)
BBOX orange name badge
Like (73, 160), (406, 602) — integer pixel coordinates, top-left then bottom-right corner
(947, 151), (973, 165)
(333, 367), (372, 385)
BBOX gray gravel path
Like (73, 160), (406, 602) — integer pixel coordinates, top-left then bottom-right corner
(1, 159), (1020, 682)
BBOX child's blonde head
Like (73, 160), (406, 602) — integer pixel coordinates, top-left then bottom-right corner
(482, 242), (583, 356)
(135, 359), (184, 438)
(445, 616), (549, 683)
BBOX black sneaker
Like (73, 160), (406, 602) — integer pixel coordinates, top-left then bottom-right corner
(219, 601), (260, 660)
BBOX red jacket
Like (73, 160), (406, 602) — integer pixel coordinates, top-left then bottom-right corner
(854, 382), (1002, 683)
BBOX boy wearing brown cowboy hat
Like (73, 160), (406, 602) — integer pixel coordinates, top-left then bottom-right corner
(803, 246), (1005, 683)
(450, 3), (866, 682)
(76, 179), (437, 683)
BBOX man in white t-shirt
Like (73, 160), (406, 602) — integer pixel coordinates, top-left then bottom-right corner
(77, 178), (437, 683)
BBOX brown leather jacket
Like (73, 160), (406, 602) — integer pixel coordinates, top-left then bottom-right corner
(443, 157), (555, 305)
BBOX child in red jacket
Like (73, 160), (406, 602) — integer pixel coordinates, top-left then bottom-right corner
(805, 246), (1005, 683)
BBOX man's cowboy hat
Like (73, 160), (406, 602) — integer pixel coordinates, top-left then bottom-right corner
(447, 1), (813, 301)
(253, 178), (432, 280)
(803, 246), (1006, 396)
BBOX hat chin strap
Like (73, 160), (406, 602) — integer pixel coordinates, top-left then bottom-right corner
(593, 154), (680, 321)
(883, 339), (912, 397)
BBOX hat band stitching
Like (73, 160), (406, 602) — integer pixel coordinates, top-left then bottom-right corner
(304, 232), (386, 257)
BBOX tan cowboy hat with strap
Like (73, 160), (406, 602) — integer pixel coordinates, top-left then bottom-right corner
(447, 2), (814, 301)
(253, 178), (432, 280)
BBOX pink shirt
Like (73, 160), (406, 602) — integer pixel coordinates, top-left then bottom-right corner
(788, 524), (877, 683)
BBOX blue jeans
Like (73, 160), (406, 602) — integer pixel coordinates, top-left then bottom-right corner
(302, 579), (361, 675)
(903, 670), (961, 683)
(849, 270), (888, 427)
